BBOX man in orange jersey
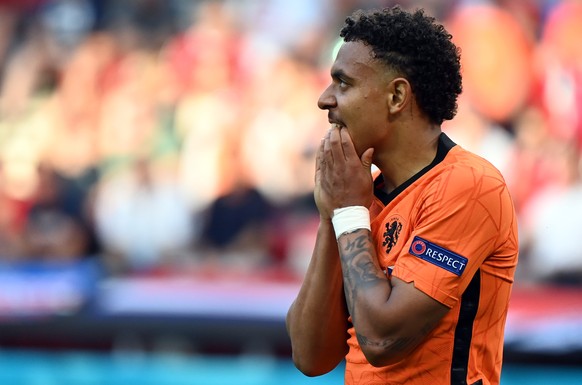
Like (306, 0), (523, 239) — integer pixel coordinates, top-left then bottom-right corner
(286, 6), (518, 385)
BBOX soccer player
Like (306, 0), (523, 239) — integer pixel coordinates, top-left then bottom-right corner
(286, 6), (518, 385)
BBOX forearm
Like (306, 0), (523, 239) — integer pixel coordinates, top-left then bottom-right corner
(286, 219), (349, 376)
(337, 229), (391, 330)
(336, 229), (436, 366)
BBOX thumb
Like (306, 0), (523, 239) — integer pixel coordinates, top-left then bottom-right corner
(361, 147), (374, 169)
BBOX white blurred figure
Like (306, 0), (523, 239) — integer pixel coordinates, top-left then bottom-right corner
(93, 156), (196, 274)
(442, 95), (515, 181)
(521, 140), (582, 285)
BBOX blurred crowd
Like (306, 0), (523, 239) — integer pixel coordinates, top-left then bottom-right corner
(0, 0), (580, 286)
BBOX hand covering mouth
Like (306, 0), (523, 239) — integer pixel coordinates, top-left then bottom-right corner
(328, 120), (345, 129)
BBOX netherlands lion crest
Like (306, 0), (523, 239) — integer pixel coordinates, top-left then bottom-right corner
(383, 219), (403, 254)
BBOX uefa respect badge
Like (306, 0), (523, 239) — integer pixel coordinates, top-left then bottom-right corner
(409, 236), (468, 276)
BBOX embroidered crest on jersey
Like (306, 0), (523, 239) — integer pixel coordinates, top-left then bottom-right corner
(409, 236), (467, 276)
(382, 217), (403, 254)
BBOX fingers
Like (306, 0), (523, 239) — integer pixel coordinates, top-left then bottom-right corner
(329, 126), (358, 164)
(328, 126), (344, 162)
(316, 129), (333, 185)
(323, 128), (334, 166)
(339, 127), (358, 162)
(323, 125), (372, 167)
(316, 136), (325, 169)
(361, 147), (374, 169)
(314, 137), (323, 183)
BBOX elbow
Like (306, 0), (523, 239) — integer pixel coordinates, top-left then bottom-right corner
(361, 346), (408, 368)
(358, 335), (417, 368)
(289, 341), (347, 377)
(292, 352), (336, 377)
(362, 349), (404, 368)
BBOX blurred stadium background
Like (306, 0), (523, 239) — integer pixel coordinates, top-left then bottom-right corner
(0, 0), (581, 384)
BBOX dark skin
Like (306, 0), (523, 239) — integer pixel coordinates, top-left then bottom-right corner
(286, 41), (449, 374)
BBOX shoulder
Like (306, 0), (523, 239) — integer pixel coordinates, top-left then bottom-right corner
(419, 146), (516, 225)
(433, 146), (509, 192)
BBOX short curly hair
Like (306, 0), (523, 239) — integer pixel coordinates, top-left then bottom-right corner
(340, 6), (462, 125)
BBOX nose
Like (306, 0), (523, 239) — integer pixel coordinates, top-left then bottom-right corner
(317, 84), (336, 110)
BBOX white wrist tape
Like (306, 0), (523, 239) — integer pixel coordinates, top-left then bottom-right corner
(331, 206), (371, 240)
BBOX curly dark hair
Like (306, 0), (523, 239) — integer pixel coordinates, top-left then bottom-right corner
(340, 6), (462, 125)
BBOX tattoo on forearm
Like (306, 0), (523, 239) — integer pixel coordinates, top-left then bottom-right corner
(338, 230), (385, 323)
(341, 232), (384, 287)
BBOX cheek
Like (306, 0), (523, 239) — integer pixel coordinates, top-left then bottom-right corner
(347, 127), (372, 157)
(346, 97), (387, 151)
(353, 117), (386, 154)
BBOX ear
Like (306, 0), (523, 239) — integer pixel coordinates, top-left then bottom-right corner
(387, 77), (411, 115)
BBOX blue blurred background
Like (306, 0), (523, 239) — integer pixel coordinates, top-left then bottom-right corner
(0, 0), (581, 384)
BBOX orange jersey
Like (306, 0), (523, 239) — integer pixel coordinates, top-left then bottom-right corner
(344, 133), (518, 385)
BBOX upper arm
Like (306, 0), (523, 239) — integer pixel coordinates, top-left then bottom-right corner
(360, 275), (449, 367)
(388, 275), (450, 337)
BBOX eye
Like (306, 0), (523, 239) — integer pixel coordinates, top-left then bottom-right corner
(338, 78), (349, 89)
(331, 71), (350, 89)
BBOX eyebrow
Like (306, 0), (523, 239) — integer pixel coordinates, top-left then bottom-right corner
(331, 69), (354, 82)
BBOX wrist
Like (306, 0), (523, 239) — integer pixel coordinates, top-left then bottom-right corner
(331, 206), (371, 240)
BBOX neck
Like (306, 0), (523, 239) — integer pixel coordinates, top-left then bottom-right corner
(375, 124), (442, 194)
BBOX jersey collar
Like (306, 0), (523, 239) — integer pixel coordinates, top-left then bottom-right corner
(373, 132), (457, 205)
